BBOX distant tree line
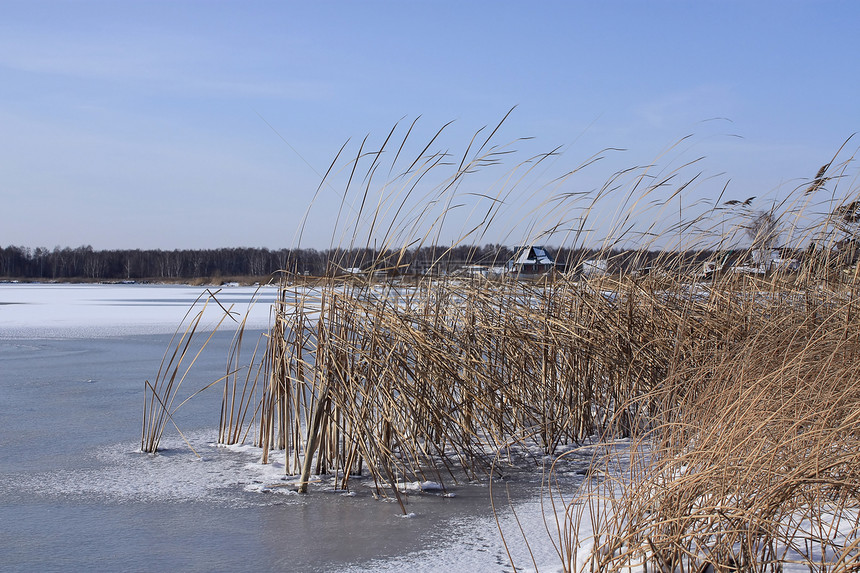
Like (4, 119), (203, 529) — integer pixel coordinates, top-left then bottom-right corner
(0, 244), (525, 280)
(6, 243), (816, 282)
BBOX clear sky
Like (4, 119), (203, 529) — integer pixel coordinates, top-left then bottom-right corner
(2, 0), (858, 250)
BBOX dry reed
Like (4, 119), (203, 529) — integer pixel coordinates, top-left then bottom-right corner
(142, 117), (860, 570)
(550, 278), (860, 572)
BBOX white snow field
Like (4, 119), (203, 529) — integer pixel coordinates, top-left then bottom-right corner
(0, 282), (277, 338)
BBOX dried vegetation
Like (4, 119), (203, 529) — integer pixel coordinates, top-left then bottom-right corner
(142, 118), (860, 571)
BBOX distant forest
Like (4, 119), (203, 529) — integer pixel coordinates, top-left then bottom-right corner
(0, 244), (522, 280)
(0, 244), (681, 281)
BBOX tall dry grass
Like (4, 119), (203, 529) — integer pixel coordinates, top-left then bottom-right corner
(548, 277), (860, 572)
(141, 288), (241, 454)
(141, 117), (860, 569)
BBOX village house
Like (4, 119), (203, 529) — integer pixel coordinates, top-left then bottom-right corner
(506, 245), (556, 276)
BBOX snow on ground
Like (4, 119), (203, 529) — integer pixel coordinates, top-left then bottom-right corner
(0, 282), (278, 338)
(337, 497), (569, 573)
(1, 432), (289, 506)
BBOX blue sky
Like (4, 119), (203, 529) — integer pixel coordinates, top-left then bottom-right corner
(1, 0), (858, 250)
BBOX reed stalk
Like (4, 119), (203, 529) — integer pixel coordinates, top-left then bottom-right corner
(144, 119), (860, 569)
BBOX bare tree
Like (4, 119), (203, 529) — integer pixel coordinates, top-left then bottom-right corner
(746, 210), (780, 268)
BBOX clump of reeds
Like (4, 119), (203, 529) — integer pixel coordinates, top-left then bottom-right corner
(551, 276), (860, 572)
(142, 288), (252, 454)
(143, 114), (860, 573)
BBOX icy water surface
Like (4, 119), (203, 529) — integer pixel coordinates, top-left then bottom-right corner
(0, 284), (583, 572)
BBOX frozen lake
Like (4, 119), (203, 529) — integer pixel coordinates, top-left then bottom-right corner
(0, 283), (579, 572)
(0, 282), (278, 339)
